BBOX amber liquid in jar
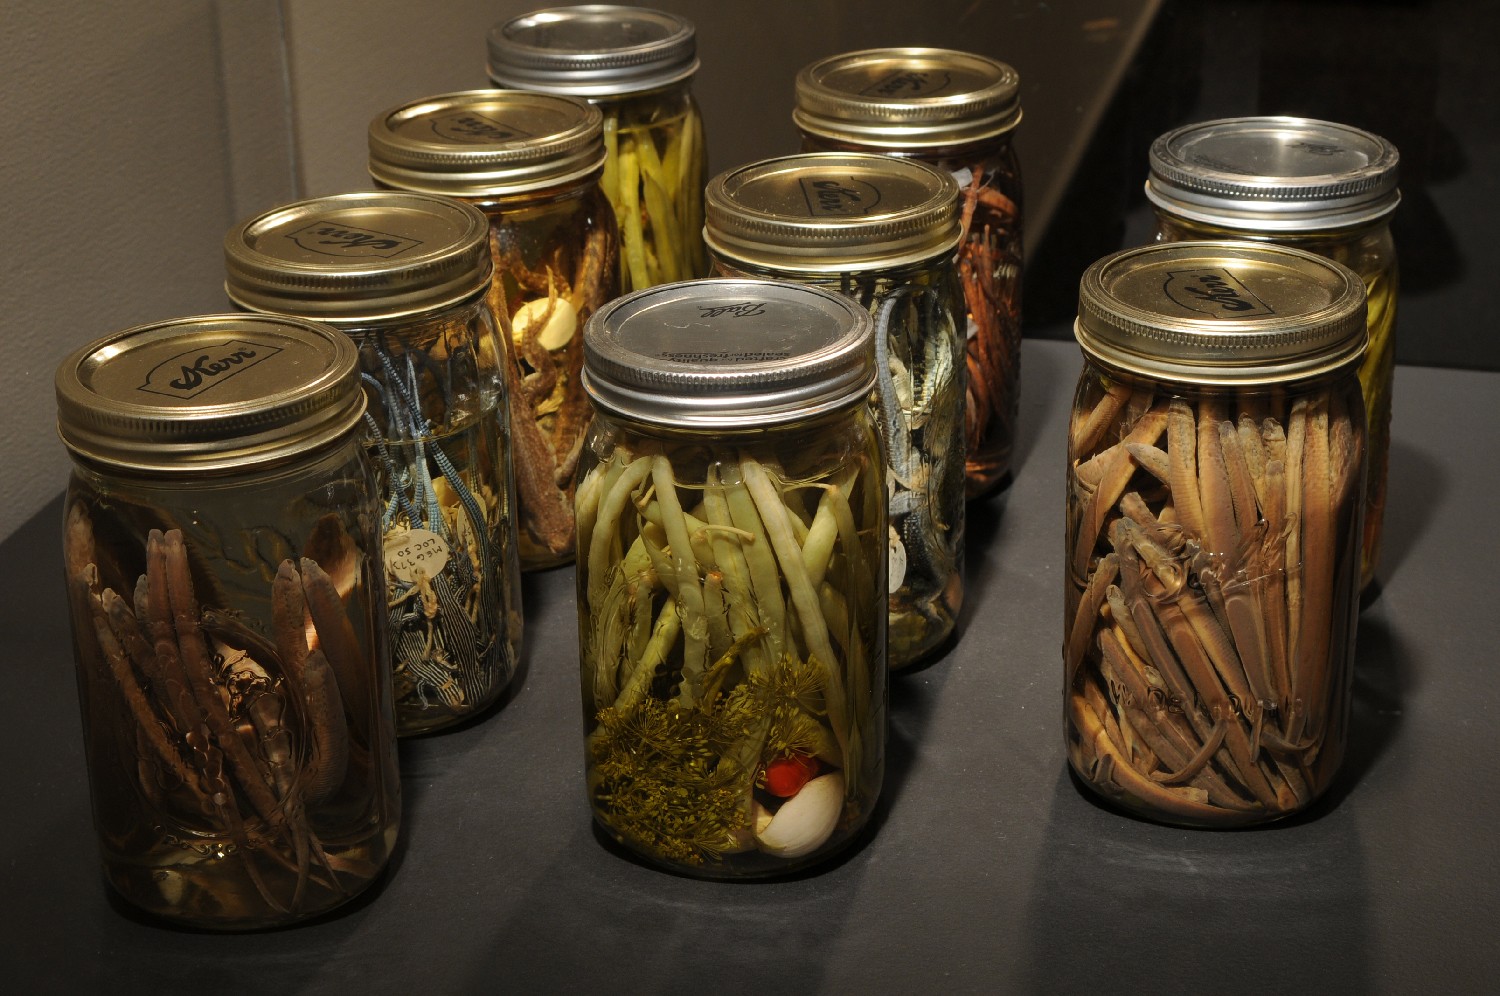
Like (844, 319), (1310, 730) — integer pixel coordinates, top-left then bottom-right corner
(63, 441), (401, 928)
(1154, 215), (1395, 591)
(471, 181), (620, 570)
(1065, 366), (1365, 826)
(576, 412), (887, 875)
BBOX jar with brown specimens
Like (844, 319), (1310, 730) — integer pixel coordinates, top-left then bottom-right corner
(577, 280), (887, 877)
(56, 315), (401, 928)
(1065, 242), (1368, 827)
(226, 192), (522, 735)
(488, 4), (707, 292)
(705, 153), (965, 671)
(370, 89), (621, 569)
(1146, 116), (1397, 591)
(796, 47), (1024, 497)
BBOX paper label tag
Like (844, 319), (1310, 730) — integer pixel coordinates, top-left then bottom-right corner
(887, 524), (907, 594)
(384, 527), (451, 583)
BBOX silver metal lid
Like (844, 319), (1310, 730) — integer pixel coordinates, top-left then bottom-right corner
(794, 47), (1022, 148)
(1075, 241), (1367, 386)
(583, 278), (875, 428)
(1146, 116), (1400, 231)
(369, 89), (605, 197)
(56, 314), (364, 474)
(486, 5), (698, 97)
(704, 153), (961, 274)
(224, 191), (492, 324)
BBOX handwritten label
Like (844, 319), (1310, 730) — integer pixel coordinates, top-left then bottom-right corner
(137, 338), (282, 400)
(1163, 267), (1275, 319)
(430, 112), (532, 144)
(1288, 140), (1344, 157)
(859, 69), (954, 98)
(798, 177), (882, 217)
(696, 302), (766, 319)
(285, 220), (422, 258)
(384, 527), (451, 584)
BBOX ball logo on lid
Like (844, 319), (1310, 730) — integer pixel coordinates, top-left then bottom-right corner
(1163, 267), (1276, 319)
(431, 112), (533, 145)
(798, 177), (883, 217)
(137, 338), (284, 400)
(695, 301), (766, 319)
(285, 220), (424, 258)
(859, 69), (954, 98)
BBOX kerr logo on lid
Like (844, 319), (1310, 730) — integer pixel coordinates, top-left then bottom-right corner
(285, 220), (423, 258)
(430, 111), (533, 145)
(138, 339), (284, 400)
(1163, 267), (1276, 319)
(798, 177), (883, 217)
(859, 69), (955, 98)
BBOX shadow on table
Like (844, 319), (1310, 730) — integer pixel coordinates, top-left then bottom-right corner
(463, 823), (873, 995)
(1366, 438), (1442, 602)
(1019, 766), (1375, 993)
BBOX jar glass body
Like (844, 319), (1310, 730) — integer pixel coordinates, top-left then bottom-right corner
(1064, 359), (1366, 826)
(344, 295), (523, 733)
(465, 179), (621, 570)
(574, 405), (887, 877)
(1153, 212), (1394, 590)
(801, 131), (1023, 498)
(710, 254), (966, 670)
(62, 435), (401, 928)
(596, 80), (708, 291)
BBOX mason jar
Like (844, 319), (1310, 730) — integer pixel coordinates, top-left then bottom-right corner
(795, 47), (1023, 498)
(486, 4), (707, 291)
(1146, 116), (1397, 592)
(369, 88), (621, 570)
(705, 152), (965, 670)
(225, 191), (522, 735)
(1065, 242), (1368, 827)
(55, 314), (401, 929)
(577, 279), (887, 877)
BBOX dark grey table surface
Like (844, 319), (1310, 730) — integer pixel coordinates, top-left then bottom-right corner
(3, 338), (1495, 994)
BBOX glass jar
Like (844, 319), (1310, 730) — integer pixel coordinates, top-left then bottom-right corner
(1065, 242), (1368, 827)
(705, 152), (965, 670)
(795, 47), (1024, 499)
(577, 279), (887, 877)
(55, 314), (401, 928)
(1145, 116), (1398, 592)
(225, 191), (522, 735)
(486, 4), (707, 291)
(369, 89), (621, 570)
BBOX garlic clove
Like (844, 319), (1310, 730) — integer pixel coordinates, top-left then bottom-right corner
(755, 771), (844, 859)
(511, 296), (579, 351)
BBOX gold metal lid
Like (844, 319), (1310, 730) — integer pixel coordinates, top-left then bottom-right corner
(583, 278), (875, 428)
(56, 314), (364, 474)
(1075, 241), (1367, 385)
(486, 5), (698, 97)
(704, 153), (961, 274)
(224, 191), (492, 324)
(794, 47), (1021, 148)
(368, 89), (604, 197)
(1146, 116), (1400, 232)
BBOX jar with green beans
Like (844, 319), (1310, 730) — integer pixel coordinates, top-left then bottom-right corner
(577, 279), (887, 877)
(56, 314), (401, 928)
(225, 192), (522, 735)
(705, 153), (966, 670)
(795, 47), (1024, 499)
(369, 88), (620, 570)
(1066, 242), (1368, 827)
(487, 5), (707, 292)
(1146, 116), (1398, 592)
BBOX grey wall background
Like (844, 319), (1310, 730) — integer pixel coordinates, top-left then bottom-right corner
(5, 0), (1494, 543)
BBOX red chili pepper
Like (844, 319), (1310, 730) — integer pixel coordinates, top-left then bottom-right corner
(764, 752), (818, 797)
